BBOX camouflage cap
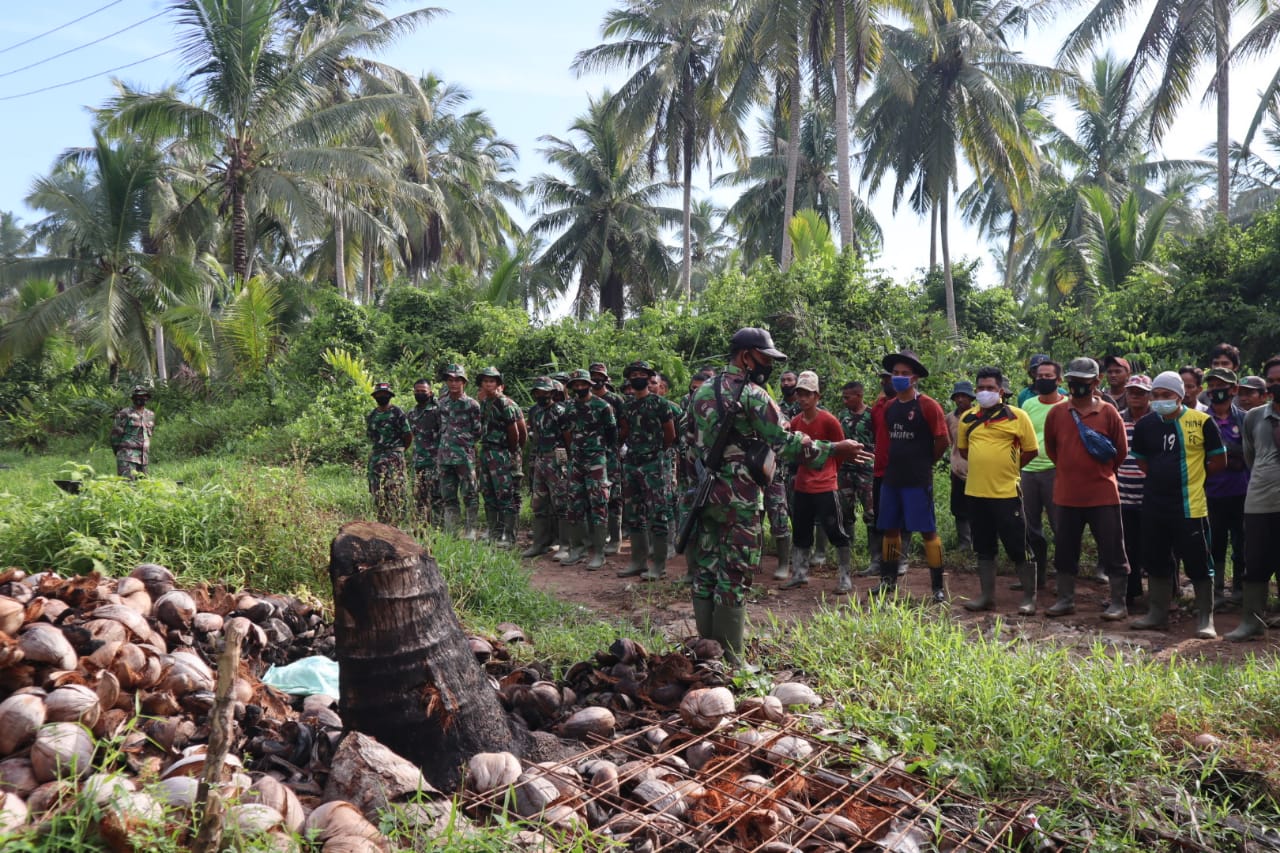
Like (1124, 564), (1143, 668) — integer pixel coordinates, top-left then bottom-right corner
(441, 363), (467, 381)
(551, 371), (570, 384)
(567, 368), (594, 385)
(130, 385), (151, 397)
(693, 367), (716, 381)
(551, 380), (566, 395)
(588, 362), (609, 378)
(476, 366), (502, 381)
(625, 360), (656, 377)
(372, 382), (394, 397)
(531, 376), (555, 392)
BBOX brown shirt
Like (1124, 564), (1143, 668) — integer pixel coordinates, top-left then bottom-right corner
(1044, 398), (1128, 507)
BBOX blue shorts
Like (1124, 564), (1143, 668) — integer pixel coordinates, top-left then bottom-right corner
(877, 484), (936, 533)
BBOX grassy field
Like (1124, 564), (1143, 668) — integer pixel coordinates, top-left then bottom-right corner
(1, 441), (1278, 850)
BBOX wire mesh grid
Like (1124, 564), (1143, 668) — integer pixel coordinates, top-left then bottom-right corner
(463, 709), (1074, 852)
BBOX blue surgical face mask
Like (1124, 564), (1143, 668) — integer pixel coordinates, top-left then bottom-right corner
(1150, 399), (1180, 417)
(891, 375), (912, 393)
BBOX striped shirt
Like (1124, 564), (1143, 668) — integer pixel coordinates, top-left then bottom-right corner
(1117, 411), (1146, 508)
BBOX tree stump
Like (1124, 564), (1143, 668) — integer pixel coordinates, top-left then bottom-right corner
(329, 522), (528, 790)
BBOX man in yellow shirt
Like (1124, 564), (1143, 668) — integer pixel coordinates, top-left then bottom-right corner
(956, 367), (1040, 614)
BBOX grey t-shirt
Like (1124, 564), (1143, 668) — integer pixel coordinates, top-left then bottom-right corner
(1243, 405), (1280, 513)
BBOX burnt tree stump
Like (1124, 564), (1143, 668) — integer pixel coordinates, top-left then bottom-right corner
(329, 522), (528, 790)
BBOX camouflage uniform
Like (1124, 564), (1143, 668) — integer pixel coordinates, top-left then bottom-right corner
(438, 388), (482, 529)
(407, 396), (442, 521)
(366, 394), (411, 524)
(110, 389), (155, 479)
(661, 395), (684, 537)
(621, 393), (674, 534)
(838, 407), (876, 535)
(560, 391), (616, 528)
(688, 365), (836, 608)
(527, 393), (568, 523)
(478, 388), (522, 527)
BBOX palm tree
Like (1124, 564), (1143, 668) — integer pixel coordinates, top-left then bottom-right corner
(1223, 106), (1280, 221)
(106, 0), (432, 282)
(858, 0), (1068, 332)
(1078, 187), (1177, 292)
(573, 0), (742, 299)
(528, 96), (680, 326)
(0, 134), (207, 380)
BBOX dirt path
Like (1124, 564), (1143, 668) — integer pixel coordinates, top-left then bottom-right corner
(526, 544), (1280, 664)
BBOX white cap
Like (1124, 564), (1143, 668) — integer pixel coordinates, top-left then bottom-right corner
(796, 370), (820, 393)
(1151, 371), (1185, 396)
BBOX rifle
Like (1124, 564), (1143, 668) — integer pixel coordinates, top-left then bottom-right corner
(675, 372), (751, 554)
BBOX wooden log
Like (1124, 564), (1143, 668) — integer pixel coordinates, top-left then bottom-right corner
(191, 617), (247, 853)
(329, 522), (528, 790)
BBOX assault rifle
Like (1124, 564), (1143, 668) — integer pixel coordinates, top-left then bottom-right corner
(675, 372), (750, 554)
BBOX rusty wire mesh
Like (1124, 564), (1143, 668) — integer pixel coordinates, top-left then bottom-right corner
(464, 710), (1074, 851)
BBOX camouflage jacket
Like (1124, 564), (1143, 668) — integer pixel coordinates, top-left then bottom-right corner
(407, 400), (442, 469)
(687, 366), (834, 507)
(597, 390), (626, 448)
(621, 394), (673, 461)
(480, 393), (521, 450)
(779, 398), (802, 422)
(110, 406), (154, 456)
(366, 405), (410, 456)
(527, 401), (565, 456)
(438, 393), (482, 464)
(838, 407), (875, 476)
(559, 395), (617, 463)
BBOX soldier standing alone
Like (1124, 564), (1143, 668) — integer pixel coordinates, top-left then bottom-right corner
(616, 361), (677, 581)
(476, 366), (523, 548)
(111, 385), (155, 479)
(365, 382), (412, 524)
(407, 379), (442, 523)
(438, 364), (483, 539)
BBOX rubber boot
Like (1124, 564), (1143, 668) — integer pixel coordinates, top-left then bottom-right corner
(618, 529), (649, 578)
(443, 506), (460, 535)
(810, 527), (827, 567)
(675, 538), (698, 585)
(929, 567), (946, 603)
(964, 559), (997, 611)
(462, 505), (479, 541)
(1131, 576), (1173, 630)
(1101, 572), (1128, 621)
(587, 524), (608, 570)
(604, 510), (622, 556)
(781, 548), (810, 589)
(495, 511), (517, 549)
(1226, 582), (1268, 641)
(559, 522), (588, 565)
(772, 545), (791, 580)
(774, 536), (792, 581)
(861, 530), (883, 577)
(692, 596), (714, 639)
(712, 605), (747, 666)
(955, 519), (973, 554)
(521, 516), (552, 558)
(644, 534), (669, 581)
(1193, 580), (1217, 639)
(1015, 562), (1037, 615)
(835, 546), (853, 594)
(1046, 573), (1076, 616)
(483, 506), (499, 543)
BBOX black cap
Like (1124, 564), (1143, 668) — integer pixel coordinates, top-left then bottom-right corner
(729, 327), (787, 360)
(882, 350), (928, 378)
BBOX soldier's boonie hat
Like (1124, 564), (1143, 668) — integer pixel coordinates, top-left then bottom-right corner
(552, 380), (566, 394)
(551, 371), (570, 384)
(951, 381), (975, 400)
(589, 362), (609, 377)
(882, 350), (928, 378)
(567, 368), (593, 385)
(477, 366), (502, 381)
(531, 376), (555, 392)
(442, 363), (467, 381)
(130, 385), (151, 397)
(729, 327), (787, 360)
(1064, 357), (1099, 380)
(372, 382), (394, 397)
(625, 360), (656, 377)
(1205, 367), (1238, 386)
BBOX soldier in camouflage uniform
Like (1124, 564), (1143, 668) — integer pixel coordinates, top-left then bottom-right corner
(675, 368), (716, 584)
(407, 379), (443, 523)
(686, 329), (864, 664)
(475, 366), (522, 547)
(837, 380), (876, 580)
(110, 385), (155, 479)
(437, 364), (483, 539)
(365, 382), (412, 524)
(617, 362), (677, 580)
(522, 377), (567, 558)
(560, 369), (617, 569)
(653, 372), (684, 563)
(590, 362), (626, 555)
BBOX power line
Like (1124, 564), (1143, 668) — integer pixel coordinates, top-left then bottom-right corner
(0, 0), (126, 56)
(0, 47), (178, 102)
(0, 10), (169, 80)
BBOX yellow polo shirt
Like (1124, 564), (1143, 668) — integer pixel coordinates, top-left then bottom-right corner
(955, 404), (1038, 499)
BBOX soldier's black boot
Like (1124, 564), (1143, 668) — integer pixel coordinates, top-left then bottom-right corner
(604, 510), (622, 556)
(587, 524), (608, 570)
(483, 506), (499, 543)
(498, 512), (518, 549)
(774, 536), (792, 581)
(711, 604), (747, 667)
(643, 534), (669, 581)
(617, 529), (648, 578)
(521, 516), (553, 558)
(558, 523), (587, 566)
(692, 595), (714, 639)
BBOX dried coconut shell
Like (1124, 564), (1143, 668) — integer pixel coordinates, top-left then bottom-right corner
(0, 693), (46, 754)
(17, 624), (76, 671)
(466, 751), (522, 794)
(31, 722), (95, 781)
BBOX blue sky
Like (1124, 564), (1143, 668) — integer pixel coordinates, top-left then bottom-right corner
(0, 0), (1274, 281)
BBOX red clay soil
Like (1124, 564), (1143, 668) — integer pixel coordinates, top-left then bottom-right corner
(524, 544), (1280, 665)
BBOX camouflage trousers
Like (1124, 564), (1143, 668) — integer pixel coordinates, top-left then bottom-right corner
(692, 500), (762, 608)
(838, 469), (875, 535)
(607, 450), (623, 513)
(622, 456), (673, 534)
(530, 453), (568, 519)
(412, 463), (442, 522)
(115, 450), (148, 480)
(438, 455), (479, 511)
(567, 454), (610, 527)
(764, 477), (790, 539)
(368, 451), (407, 524)
(479, 446), (520, 516)
(664, 449), (681, 534)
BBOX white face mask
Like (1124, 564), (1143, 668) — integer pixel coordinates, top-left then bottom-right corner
(975, 390), (1001, 409)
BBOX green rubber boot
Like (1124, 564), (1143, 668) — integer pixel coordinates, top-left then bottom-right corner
(781, 547), (810, 589)
(521, 516), (552, 558)
(462, 505), (479, 541)
(1100, 572), (1128, 621)
(483, 506), (499, 543)
(1131, 576), (1173, 630)
(558, 522), (587, 566)
(1193, 580), (1217, 639)
(1225, 582), (1268, 641)
(835, 546), (853, 595)
(604, 509), (622, 556)
(617, 530), (648, 578)
(1016, 562), (1037, 615)
(643, 533), (669, 581)
(773, 536), (792, 581)
(712, 604), (747, 666)
(964, 559), (997, 611)
(692, 596), (714, 639)
(1046, 572), (1076, 617)
(496, 511), (517, 549)
(587, 524), (608, 570)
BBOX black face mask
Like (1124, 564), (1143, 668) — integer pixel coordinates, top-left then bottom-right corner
(132, 397), (147, 407)
(1067, 382), (1092, 399)
(1033, 378), (1058, 395)
(746, 356), (773, 386)
(1209, 388), (1232, 405)
(574, 387), (591, 399)
(629, 376), (649, 391)
(374, 395), (392, 407)
(414, 392), (431, 404)
(781, 385), (796, 398)
(537, 396), (552, 407)
(1268, 384), (1280, 401)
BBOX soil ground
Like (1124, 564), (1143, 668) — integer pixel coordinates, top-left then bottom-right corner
(524, 542), (1280, 664)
